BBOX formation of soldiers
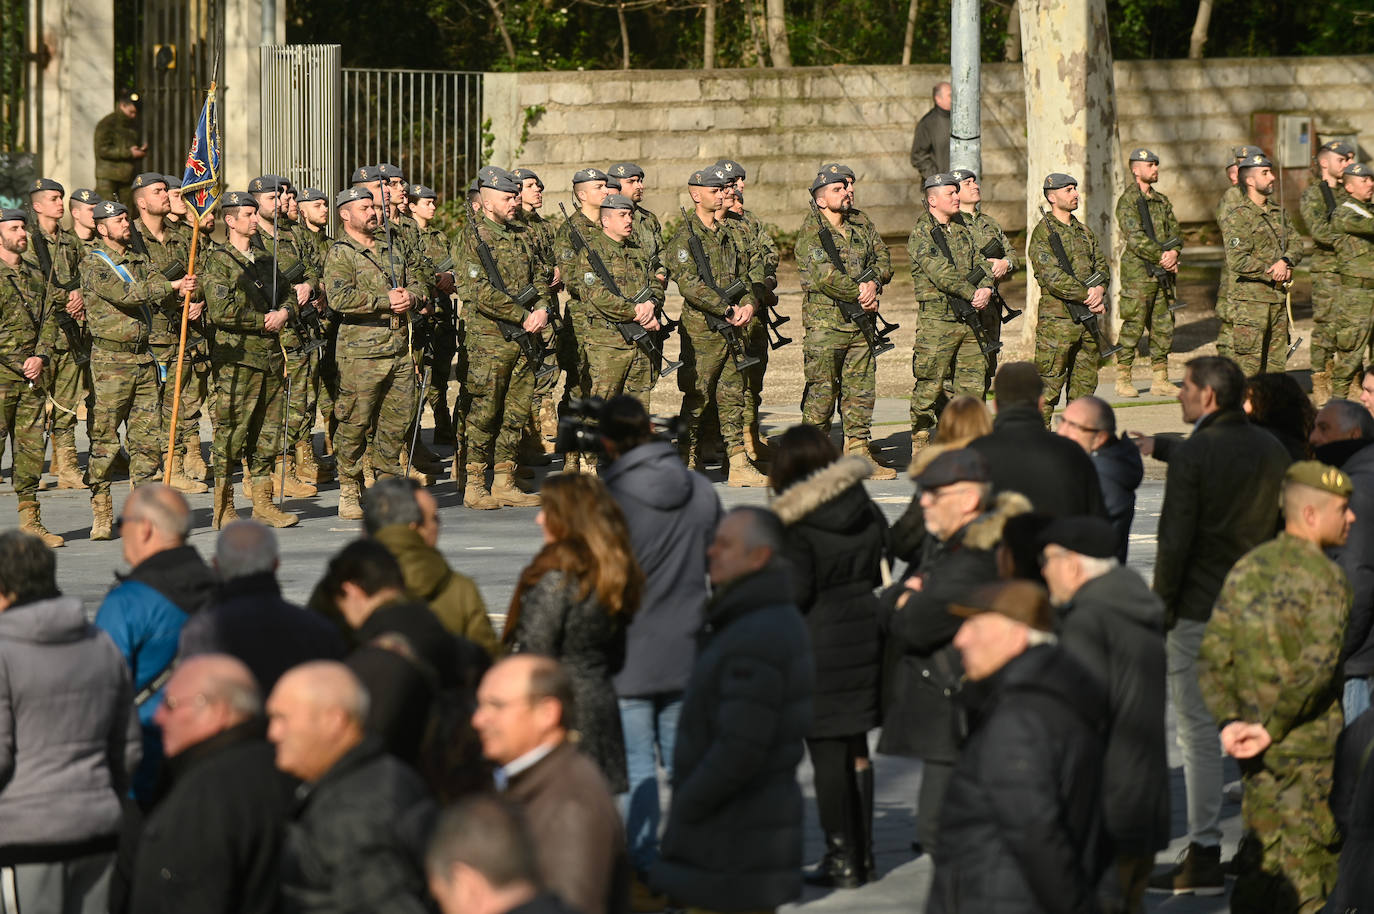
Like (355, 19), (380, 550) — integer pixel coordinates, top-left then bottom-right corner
(5, 137), (1371, 543)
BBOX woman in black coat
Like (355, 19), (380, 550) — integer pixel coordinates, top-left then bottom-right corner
(770, 425), (888, 888)
(505, 473), (645, 794)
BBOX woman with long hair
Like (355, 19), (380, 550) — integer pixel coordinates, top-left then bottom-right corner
(504, 473), (644, 794)
(769, 424), (888, 888)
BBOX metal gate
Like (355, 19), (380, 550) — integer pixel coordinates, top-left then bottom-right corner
(260, 45), (343, 213)
(138, 0), (224, 177)
(340, 68), (483, 205)
(0, 0), (38, 205)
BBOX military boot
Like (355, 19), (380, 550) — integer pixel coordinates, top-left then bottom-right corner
(1115, 364), (1139, 398)
(727, 452), (769, 488)
(464, 465), (501, 510)
(54, 444), (87, 490)
(167, 455), (209, 494)
(492, 462), (541, 506)
(211, 480), (239, 530)
(182, 432), (209, 481)
(251, 482), (298, 528)
(912, 429), (932, 453)
(241, 460), (254, 499)
(17, 501), (64, 548)
(846, 438), (896, 480)
(338, 477), (364, 521)
(362, 451), (377, 488)
(1150, 366), (1177, 397)
(1311, 370), (1333, 407)
(562, 452), (582, 475)
(272, 458), (318, 498)
(540, 398), (559, 442)
(296, 440), (332, 484)
(90, 492), (114, 541)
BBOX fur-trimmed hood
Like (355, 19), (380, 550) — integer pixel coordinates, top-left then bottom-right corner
(771, 455), (872, 526)
(960, 490), (1032, 550)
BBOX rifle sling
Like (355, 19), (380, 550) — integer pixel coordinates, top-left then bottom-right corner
(1320, 182), (1337, 219)
(683, 216), (737, 303)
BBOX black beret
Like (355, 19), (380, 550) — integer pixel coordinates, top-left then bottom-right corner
(600, 194), (634, 211)
(1042, 173), (1078, 191)
(1342, 162), (1373, 178)
(406, 183), (437, 200)
(1128, 147), (1159, 164)
(29, 178), (64, 195)
(297, 187), (327, 203)
(949, 168), (977, 183)
(1321, 140), (1356, 157)
(817, 162), (855, 181)
(809, 170), (847, 193)
(350, 165), (380, 184)
(714, 159), (746, 180)
(1237, 152), (1273, 171)
(572, 167), (609, 185)
(220, 191), (258, 210)
(335, 186), (372, 208)
(477, 166), (521, 194)
(93, 200), (129, 220)
(510, 168), (543, 189)
(131, 172), (168, 191)
(249, 174), (287, 194)
(608, 162), (645, 180)
(163, 174), (183, 189)
(378, 163), (404, 181)
(70, 188), (101, 205)
(689, 167), (730, 188)
(922, 172), (960, 190)
(0, 208), (28, 224)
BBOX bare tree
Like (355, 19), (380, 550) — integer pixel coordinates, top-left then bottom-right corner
(1005, 0), (1022, 61)
(617, 2), (631, 67)
(704, 0), (716, 68)
(1189, 0), (1213, 58)
(484, 0), (518, 64)
(765, 0), (791, 66)
(901, 0), (919, 65)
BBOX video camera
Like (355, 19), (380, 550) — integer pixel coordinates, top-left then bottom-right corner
(555, 396), (684, 457)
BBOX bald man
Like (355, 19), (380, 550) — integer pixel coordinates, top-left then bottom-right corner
(130, 655), (292, 914)
(269, 662), (436, 914)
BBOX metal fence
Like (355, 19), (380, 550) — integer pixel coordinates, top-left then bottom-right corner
(341, 68), (484, 204)
(0, 0), (38, 204)
(138, 0), (225, 179)
(260, 45), (343, 220)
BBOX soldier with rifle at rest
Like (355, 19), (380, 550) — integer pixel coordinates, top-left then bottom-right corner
(295, 186), (340, 479)
(952, 167), (1018, 387)
(408, 183), (462, 451)
(1301, 139), (1356, 405)
(70, 188), (102, 249)
(1115, 148), (1184, 399)
(1214, 145), (1264, 360)
(511, 167), (560, 459)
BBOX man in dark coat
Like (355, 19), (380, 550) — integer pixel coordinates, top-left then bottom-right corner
(652, 507), (815, 913)
(1054, 396), (1143, 561)
(879, 448), (1028, 857)
(1131, 355), (1289, 895)
(179, 520), (346, 692)
(268, 661), (437, 914)
(931, 580), (1108, 914)
(968, 362), (1108, 518)
(910, 81), (951, 180)
(1040, 517), (1168, 914)
(130, 655), (292, 914)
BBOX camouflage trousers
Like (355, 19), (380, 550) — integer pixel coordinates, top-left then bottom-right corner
(1216, 274), (1233, 360)
(802, 325), (876, 440)
(679, 325), (748, 460)
(49, 345), (93, 452)
(1035, 317), (1101, 425)
(981, 301), (1004, 389)
(316, 338), (339, 442)
(464, 328), (534, 469)
(742, 320), (769, 432)
(284, 349), (317, 449)
(426, 301), (459, 420)
(210, 361), (284, 480)
(1331, 281), (1374, 398)
(1231, 298), (1290, 378)
(0, 381), (47, 499)
(910, 310), (985, 435)
(1231, 758), (1340, 914)
(152, 343), (208, 460)
(87, 350), (163, 496)
(585, 323), (654, 407)
(1310, 270), (1341, 374)
(1117, 280), (1174, 368)
(333, 352), (416, 482)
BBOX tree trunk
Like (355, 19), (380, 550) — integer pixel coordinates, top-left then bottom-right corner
(703, 0), (716, 70)
(1189, 0), (1213, 59)
(1004, 0), (1022, 62)
(485, 0), (518, 64)
(746, 0), (767, 67)
(765, 0), (791, 67)
(617, 3), (631, 68)
(901, 0), (919, 65)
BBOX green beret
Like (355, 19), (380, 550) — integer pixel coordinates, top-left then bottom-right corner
(0, 208), (28, 224)
(220, 191), (258, 210)
(923, 172), (960, 190)
(131, 172), (167, 191)
(1286, 460), (1353, 498)
(1043, 173), (1078, 191)
(608, 162), (644, 180)
(572, 167), (609, 185)
(71, 189), (100, 205)
(1129, 147), (1159, 164)
(689, 167), (729, 188)
(1343, 162), (1373, 179)
(600, 194), (634, 211)
(29, 178), (64, 196)
(93, 200), (129, 220)
(335, 186), (372, 208)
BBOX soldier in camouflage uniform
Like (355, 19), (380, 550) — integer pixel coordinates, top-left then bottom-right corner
(201, 192), (300, 530)
(793, 167), (895, 478)
(610, 162), (669, 404)
(163, 174), (190, 239)
(1304, 141), (1357, 404)
(80, 200), (198, 539)
(1221, 153), (1300, 378)
(0, 209), (63, 546)
(161, 172), (214, 481)
(1028, 173), (1110, 425)
(907, 173), (994, 451)
(453, 167), (549, 509)
(71, 188), (102, 248)
(953, 167), (1016, 386)
(570, 193), (663, 407)
(1330, 162), (1374, 400)
(409, 183), (461, 448)
(91, 90), (145, 209)
(512, 168), (559, 453)
(1215, 146), (1263, 360)
(665, 166), (768, 486)
(1115, 148), (1183, 398)
(1200, 461), (1354, 914)
(25, 178), (90, 490)
(296, 186), (339, 473)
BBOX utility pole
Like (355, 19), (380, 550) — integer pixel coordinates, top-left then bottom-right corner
(262, 0), (276, 46)
(949, 0), (981, 176)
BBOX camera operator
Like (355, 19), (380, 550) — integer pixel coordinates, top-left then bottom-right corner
(597, 395), (721, 898)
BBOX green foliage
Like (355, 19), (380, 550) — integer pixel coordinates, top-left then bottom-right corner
(513, 104), (546, 162)
(480, 117), (495, 167)
(763, 223), (797, 259)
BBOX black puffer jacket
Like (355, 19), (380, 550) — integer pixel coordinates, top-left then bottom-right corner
(1322, 439), (1374, 678)
(968, 406), (1107, 518)
(1056, 565), (1169, 857)
(929, 645), (1108, 914)
(1092, 435), (1143, 562)
(773, 456), (887, 738)
(877, 493), (1029, 761)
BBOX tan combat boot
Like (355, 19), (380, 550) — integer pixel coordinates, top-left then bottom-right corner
(90, 492), (114, 541)
(1115, 364), (1139, 398)
(241, 460), (254, 499)
(562, 452), (582, 475)
(912, 429), (932, 453)
(183, 433), (209, 481)
(1150, 366), (1177, 397)
(362, 451), (377, 488)
(727, 452), (770, 488)
(846, 438), (897, 481)
(167, 454), (209, 494)
(296, 440), (331, 484)
(54, 444), (87, 490)
(251, 482), (298, 528)
(1311, 370), (1333, 407)
(492, 462), (541, 506)
(745, 423), (772, 464)
(464, 464), (501, 510)
(17, 501), (64, 548)
(338, 477), (365, 520)
(211, 480), (239, 530)
(272, 458), (318, 498)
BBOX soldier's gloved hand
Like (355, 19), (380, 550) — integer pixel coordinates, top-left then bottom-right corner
(295, 283), (312, 306)
(1160, 250), (1180, 271)
(178, 274), (199, 297)
(729, 303), (755, 327)
(633, 300), (657, 325)
(523, 309), (549, 334)
(1085, 285), (1105, 311)
(989, 258), (1012, 280)
(264, 309), (289, 333)
(388, 288), (411, 313)
(972, 288), (993, 311)
(67, 290), (84, 317)
(22, 356), (44, 381)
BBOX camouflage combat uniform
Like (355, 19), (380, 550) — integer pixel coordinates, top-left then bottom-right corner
(1027, 213), (1110, 424)
(1115, 183), (1182, 369)
(92, 110), (140, 208)
(554, 209), (601, 405)
(795, 207), (891, 445)
(134, 221), (201, 469)
(417, 219), (459, 439)
(253, 223), (319, 464)
(298, 224), (338, 444)
(1200, 531), (1350, 914)
(0, 255), (58, 504)
(1221, 196), (1300, 378)
(906, 210), (993, 436)
(1330, 194), (1374, 398)
(1299, 179), (1345, 382)
(513, 207), (559, 445)
(960, 206), (1017, 380)
(665, 211), (762, 464)
(726, 207), (780, 436)
(1214, 184), (1246, 360)
(571, 226), (663, 406)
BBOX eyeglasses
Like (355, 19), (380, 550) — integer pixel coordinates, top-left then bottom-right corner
(1055, 415), (1102, 435)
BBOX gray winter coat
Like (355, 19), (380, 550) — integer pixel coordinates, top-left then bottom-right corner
(0, 596), (141, 857)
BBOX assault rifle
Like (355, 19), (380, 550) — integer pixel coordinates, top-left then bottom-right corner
(976, 237), (1023, 323)
(926, 224), (1000, 366)
(29, 230), (90, 363)
(1039, 211), (1121, 358)
(466, 212), (555, 379)
(809, 200), (897, 358)
(679, 207), (760, 372)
